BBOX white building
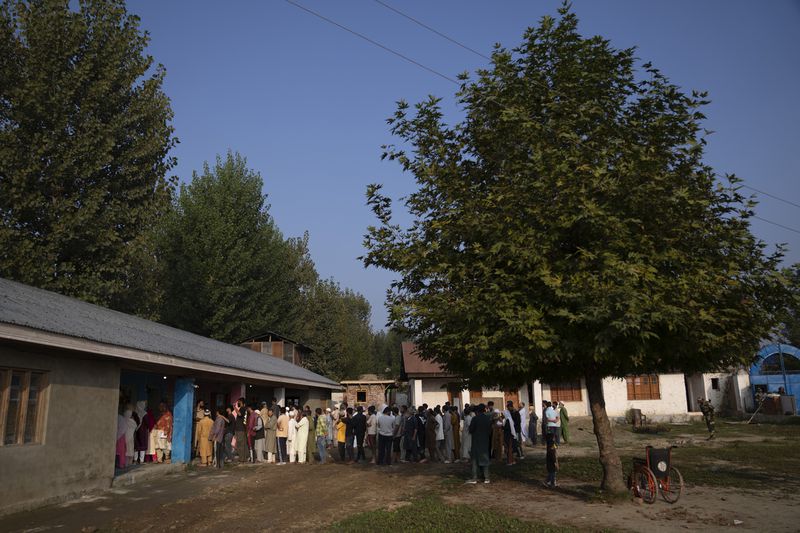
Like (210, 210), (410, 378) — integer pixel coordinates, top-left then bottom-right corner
(399, 342), (732, 421)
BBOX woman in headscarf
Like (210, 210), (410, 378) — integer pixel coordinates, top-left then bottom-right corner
(425, 408), (439, 462)
(136, 402), (154, 463)
(124, 405), (137, 467)
(116, 409), (128, 469)
(491, 409), (504, 463)
(287, 409), (298, 463)
(450, 406), (461, 462)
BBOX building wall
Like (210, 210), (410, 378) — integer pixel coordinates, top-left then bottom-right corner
(0, 344), (120, 515)
(342, 384), (386, 407)
(602, 373), (689, 420)
(540, 380), (590, 416)
(420, 378), (450, 407)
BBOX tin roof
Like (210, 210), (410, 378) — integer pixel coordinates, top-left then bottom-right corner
(0, 277), (340, 388)
(401, 341), (454, 377)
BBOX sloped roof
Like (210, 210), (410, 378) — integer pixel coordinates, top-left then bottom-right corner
(0, 278), (339, 388)
(401, 341), (453, 377)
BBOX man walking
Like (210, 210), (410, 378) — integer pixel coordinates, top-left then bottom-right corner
(698, 397), (716, 439)
(466, 404), (492, 484)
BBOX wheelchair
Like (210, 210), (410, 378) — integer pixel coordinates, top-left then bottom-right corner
(627, 446), (684, 504)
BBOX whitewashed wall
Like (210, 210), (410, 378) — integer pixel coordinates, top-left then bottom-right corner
(540, 380), (590, 416)
(420, 377), (450, 407)
(602, 373), (689, 420)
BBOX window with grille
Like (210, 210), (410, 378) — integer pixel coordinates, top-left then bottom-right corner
(1, 368), (48, 446)
(626, 375), (661, 400)
(547, 381), (582, 403)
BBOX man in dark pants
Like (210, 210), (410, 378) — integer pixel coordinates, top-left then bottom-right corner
(351, 406), (367, 462)
(344, 407), (355, 463)
(466, 403), (492, 484)
(377, 406), (395, 465)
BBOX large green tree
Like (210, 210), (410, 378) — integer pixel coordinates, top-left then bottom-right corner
(0, 0), (176, 316)
(158, 152), (295, 343)
(363, 6), (787, 492)
(778, 264), (800, 347)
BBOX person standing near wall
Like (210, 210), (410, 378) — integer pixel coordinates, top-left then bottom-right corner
(195, 409), (214, 466)
(315, 407), (329, 464)
(295, 410), (309, 464)
(224, 406), (235, 464)
(441, 406), (453, 463)
(305, 406), (317, 464)
(352, 406), (367, 463)
(466, 403), (492, 484)
(276, 407), (289, 465)
(528, 405), (539, 446)
(336, 412), (347, 462)
(376, 406), (395, 465)
(366, 405), (378, 463)
(252, 407), (265, 463)
(450, 406), (460, 463)
(559, 402), (570, 444)
(154, 402), (173, 463)
(461, 406), (473, 461)
(211, 408), (228, 468)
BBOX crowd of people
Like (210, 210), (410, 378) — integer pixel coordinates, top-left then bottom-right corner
(116, 395), (572, 487)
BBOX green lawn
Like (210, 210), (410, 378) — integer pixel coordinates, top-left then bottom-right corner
(493, 419), (800, 494)
(329, 496), (579, 533)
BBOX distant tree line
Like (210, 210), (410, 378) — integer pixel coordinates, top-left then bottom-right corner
(0, 0), (400, 381)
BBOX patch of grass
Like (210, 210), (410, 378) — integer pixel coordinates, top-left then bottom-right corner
(329, 495), (578, 533)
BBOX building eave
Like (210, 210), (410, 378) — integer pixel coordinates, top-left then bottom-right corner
(0, 322), (342, 390)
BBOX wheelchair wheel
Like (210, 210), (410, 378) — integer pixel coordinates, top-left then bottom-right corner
(660, 466), (684, 504)
(635, 466), (658, 504)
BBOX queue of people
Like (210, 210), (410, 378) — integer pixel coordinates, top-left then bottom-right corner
(118, 395), (568, 488)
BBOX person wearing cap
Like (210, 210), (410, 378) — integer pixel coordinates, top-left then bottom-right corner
(194, 408), (214, 466)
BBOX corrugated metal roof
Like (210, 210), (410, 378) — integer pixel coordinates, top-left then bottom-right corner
(0, 277), (339, 388)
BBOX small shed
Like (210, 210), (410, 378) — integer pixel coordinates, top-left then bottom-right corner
(341, 374), (396, 407)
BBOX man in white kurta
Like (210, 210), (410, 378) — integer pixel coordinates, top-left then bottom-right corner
(295, 413), (309, 463)
(287, 411), (297, 463)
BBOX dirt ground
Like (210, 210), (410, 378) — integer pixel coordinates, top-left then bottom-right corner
(3, 419), (799, 532)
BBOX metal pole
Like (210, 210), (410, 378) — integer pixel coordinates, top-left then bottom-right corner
(778, 344), (788, 395)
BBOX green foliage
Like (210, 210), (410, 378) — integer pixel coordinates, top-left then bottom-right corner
(372, 329), (405, 377)
(158, 152), (295, 343)
(329, 496), (574, 533)
(363, 4), (787, 387)
(0, 0), (176, 317)
(777, 263), (800, 347)
(294, 277), (376, 381)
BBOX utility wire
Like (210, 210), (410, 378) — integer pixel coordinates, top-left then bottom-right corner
(372, 0), (800, 214)
(283, 0), (459, 85)
(286, 0), (800, 236)
(753, 216), (800, 235)
(742, 184), (800, 211)
(371, 0), (491, 60)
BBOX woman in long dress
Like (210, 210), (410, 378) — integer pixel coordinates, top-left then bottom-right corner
(461, 406), (473, 460)
(124, 406), (137, 466)
(287, 410), (297, 463)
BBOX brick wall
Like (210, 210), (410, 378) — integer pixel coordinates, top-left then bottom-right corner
(343, 384), (386, 407)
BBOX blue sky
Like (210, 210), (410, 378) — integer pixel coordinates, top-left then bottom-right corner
(128, 0), (800, 330)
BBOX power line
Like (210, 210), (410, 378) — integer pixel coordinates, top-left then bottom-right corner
(287, 0), (800, 237)
(372, 0), (800, 214)
(753, 216), (800, 235)
(371, 0), (491, 60)
(742, 184), (800, 211)
(283, 0), (459, 85)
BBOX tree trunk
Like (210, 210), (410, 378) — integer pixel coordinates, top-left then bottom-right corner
(584, 371), (627, 494)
